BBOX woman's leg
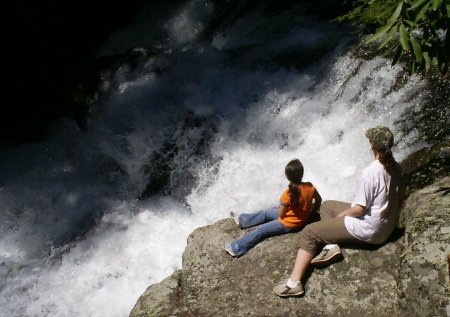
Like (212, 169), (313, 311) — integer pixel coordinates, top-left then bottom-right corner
(315, 200), (352, 261)
(273, 247), (313, 297)
(319, 200), (351, 220)
(299, 217), (361, 255)
(230, 219), (296, 256)
(290, 249), (314, 282)
(238, 207), (279, 229)
(274, 217), (363, 297)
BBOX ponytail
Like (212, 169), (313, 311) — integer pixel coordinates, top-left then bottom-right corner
(376, 146), (395, 174)
(288, 182), (300, 209)
(285, 159), (304, 209)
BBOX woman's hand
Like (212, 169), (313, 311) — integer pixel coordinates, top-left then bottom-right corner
(337, 204), (366, 218)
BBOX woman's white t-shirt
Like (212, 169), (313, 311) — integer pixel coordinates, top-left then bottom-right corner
(344, 160), (404, 244)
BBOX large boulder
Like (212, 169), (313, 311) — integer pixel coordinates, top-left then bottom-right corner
(130, 175), (450, 317)
(397, 176), (450, 316)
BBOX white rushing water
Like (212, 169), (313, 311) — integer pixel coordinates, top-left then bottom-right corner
(0, 1), (429, 316)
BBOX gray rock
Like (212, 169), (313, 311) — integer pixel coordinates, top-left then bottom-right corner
(130, 176), (450, 317)
(397, 176), (450, 316)
(130, 270), (181, 317)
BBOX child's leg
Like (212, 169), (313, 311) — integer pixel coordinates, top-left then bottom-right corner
(238, 207), (279, 229)
(230, 219), (296, 256)
(319, 200), (351, 220)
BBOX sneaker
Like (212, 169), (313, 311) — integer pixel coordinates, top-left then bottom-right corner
(222, 243), (237, 257)
(273, 282), (305, 297)
(310, 245), (342, 266)
(229, 211), (240, 226)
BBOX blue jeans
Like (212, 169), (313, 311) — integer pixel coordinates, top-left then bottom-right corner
(229, 207), (299, 257)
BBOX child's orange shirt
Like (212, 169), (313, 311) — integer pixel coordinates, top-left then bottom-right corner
(279, 182), (316, 228)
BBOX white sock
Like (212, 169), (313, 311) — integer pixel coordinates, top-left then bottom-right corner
(286, 278), (299, 288)
(323, 244), (337, 250)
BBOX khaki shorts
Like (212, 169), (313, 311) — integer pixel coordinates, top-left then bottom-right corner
(298, 200), (366, 254)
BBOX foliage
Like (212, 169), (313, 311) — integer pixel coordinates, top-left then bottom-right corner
(338, 0), (449, 75)
(338, 0), (400, 27)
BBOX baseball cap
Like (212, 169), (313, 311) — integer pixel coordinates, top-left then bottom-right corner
(365, 126), (394, 150)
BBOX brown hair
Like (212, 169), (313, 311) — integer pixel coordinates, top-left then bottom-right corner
(373, 146), (395, 174)
(285, 159), (304, 209)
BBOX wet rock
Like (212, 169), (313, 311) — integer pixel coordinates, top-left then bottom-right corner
(130, 271), (182, 317)
(401, 141), (450, 195)
(71, 47), (170, 129)
(137, 112), (219, 201)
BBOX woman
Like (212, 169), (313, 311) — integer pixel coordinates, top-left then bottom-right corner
(273, 126), (406, 297)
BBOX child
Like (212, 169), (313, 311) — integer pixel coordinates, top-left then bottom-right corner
(223, 158), (322, 257)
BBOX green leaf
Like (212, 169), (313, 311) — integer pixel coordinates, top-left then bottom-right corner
(366, 22), (395, 44)
(379, 24), (399, 48)
(407, 0), (427, 11)
(410, 35), (423, 62)
(392, 45), (403, 66)
(432, 0), (442, 10)
(431, 56), (438, 66)
(446, 4), (450, 17)
(404, 20), (419, 27)
(415, 2), (430, 21)
(399, 23), (410, 50)
(423, 51), (431, 70)
(388, 1), (404, 23)
(411, 61), (417, 74)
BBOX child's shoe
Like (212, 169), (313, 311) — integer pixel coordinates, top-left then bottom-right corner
(229, 211), (240, 226)
(222, 242), (237, 257)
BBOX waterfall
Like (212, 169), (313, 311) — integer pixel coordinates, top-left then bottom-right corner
(0, 1), (429, 316)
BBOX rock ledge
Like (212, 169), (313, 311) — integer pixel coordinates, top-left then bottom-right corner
(130, 176), (450, 317)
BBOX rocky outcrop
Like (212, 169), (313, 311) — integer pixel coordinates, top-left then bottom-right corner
(130, 173), (449, 317)
(130, 142), (450, 317)
(397, 176), (450, 316)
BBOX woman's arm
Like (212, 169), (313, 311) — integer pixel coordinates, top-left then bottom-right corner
(336, 204), (366, 218)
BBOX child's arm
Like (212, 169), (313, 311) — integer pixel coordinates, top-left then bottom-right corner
(278, 205), (287, 218)
(311, 189), (322, 214)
